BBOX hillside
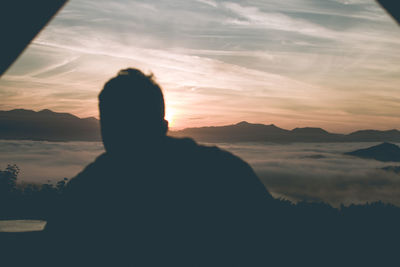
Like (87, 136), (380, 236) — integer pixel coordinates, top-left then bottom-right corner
(345, 142), (400, 162)
(0, 109), (101, 141)
(1, 109), (400, 143)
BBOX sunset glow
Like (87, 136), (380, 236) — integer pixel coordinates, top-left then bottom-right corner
(1, 0), (399, 133)
(165, 107), (177, 128)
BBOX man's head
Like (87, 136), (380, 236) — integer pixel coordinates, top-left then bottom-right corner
(99, 68), (168, 153)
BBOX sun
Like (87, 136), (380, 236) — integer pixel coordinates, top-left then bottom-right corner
(165, 108), (176, 127)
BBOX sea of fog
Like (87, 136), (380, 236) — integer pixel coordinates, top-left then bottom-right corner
(1, 140), (400, 207)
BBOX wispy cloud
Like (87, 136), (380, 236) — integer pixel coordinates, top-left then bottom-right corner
(223, 2), (338, 39)
(195, 0), (218, 8)
(1, 0), (399, 131)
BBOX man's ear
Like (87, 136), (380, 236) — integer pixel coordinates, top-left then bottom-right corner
(162, 119), (169, 135)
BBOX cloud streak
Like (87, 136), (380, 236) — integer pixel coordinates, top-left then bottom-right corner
(0, 0), (399, 132)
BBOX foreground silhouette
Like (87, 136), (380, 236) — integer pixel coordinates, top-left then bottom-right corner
(43, 68), (274, 265)
(2, 166), (400, 266)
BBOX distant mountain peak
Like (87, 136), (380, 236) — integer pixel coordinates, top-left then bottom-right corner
(292, 127), (328, 133)
(235, 121), (278, 127)
(345, 142), (400, 162)
(233, 121), (281, 130)
(83, 116), (98, 122)
(6, 109), (34, 114)
(0, 108), (100, 142)
(236, 121), (249, 126)
(381, 141), (397, 146)
(39, 109), (53, 113)
(349, 129), (400, 135)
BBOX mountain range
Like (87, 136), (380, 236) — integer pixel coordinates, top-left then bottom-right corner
(0, 109), (101, 141)
(171, 121), (400, 143)
(1, 109), (400, 143)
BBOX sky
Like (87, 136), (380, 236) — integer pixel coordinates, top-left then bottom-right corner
(0, 0), (399, 132)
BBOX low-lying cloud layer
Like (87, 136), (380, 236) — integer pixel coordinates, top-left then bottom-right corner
(1, 140), (400, 207)
(0, 140), (104, 183)
(216, 142), (400, 207)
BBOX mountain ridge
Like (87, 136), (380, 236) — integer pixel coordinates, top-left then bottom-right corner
(345, 142), (400, 162)
(1, 109), (400, 143)
(0, 109), (101, 141)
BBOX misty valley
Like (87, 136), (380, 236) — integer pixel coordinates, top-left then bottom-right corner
(2, 139), (400, 207)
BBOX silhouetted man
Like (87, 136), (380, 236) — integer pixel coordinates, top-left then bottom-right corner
(46, 68), (273, 266)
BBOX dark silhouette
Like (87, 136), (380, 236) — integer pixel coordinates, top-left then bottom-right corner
(345, 142), (400, 162)
(173, 123), (400, 143)
(0, 164), (18, 196)
(2, 163), (400, 266)
(377, 0), (400, 25)
(5, 110), (400, 143)
(1, 1), (67, 76)
(0, 109), (100, 141)
(43, 68), (274, 265)
(0, 164), (68, 221)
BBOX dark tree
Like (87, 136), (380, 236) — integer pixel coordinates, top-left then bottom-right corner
(0, 164), (19, 195)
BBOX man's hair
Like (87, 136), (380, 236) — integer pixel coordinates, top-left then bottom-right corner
(98, 68), (167, 152)
(99, 68), (165, 120)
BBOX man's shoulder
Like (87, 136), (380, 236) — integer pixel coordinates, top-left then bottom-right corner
(167, 136), (273, 199)
(166, 136), (232, 156)
(66, 153), (109, 190)
(166, 136), (253, 170)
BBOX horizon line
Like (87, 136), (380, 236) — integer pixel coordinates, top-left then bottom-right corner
(2, 108), (400, 135)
